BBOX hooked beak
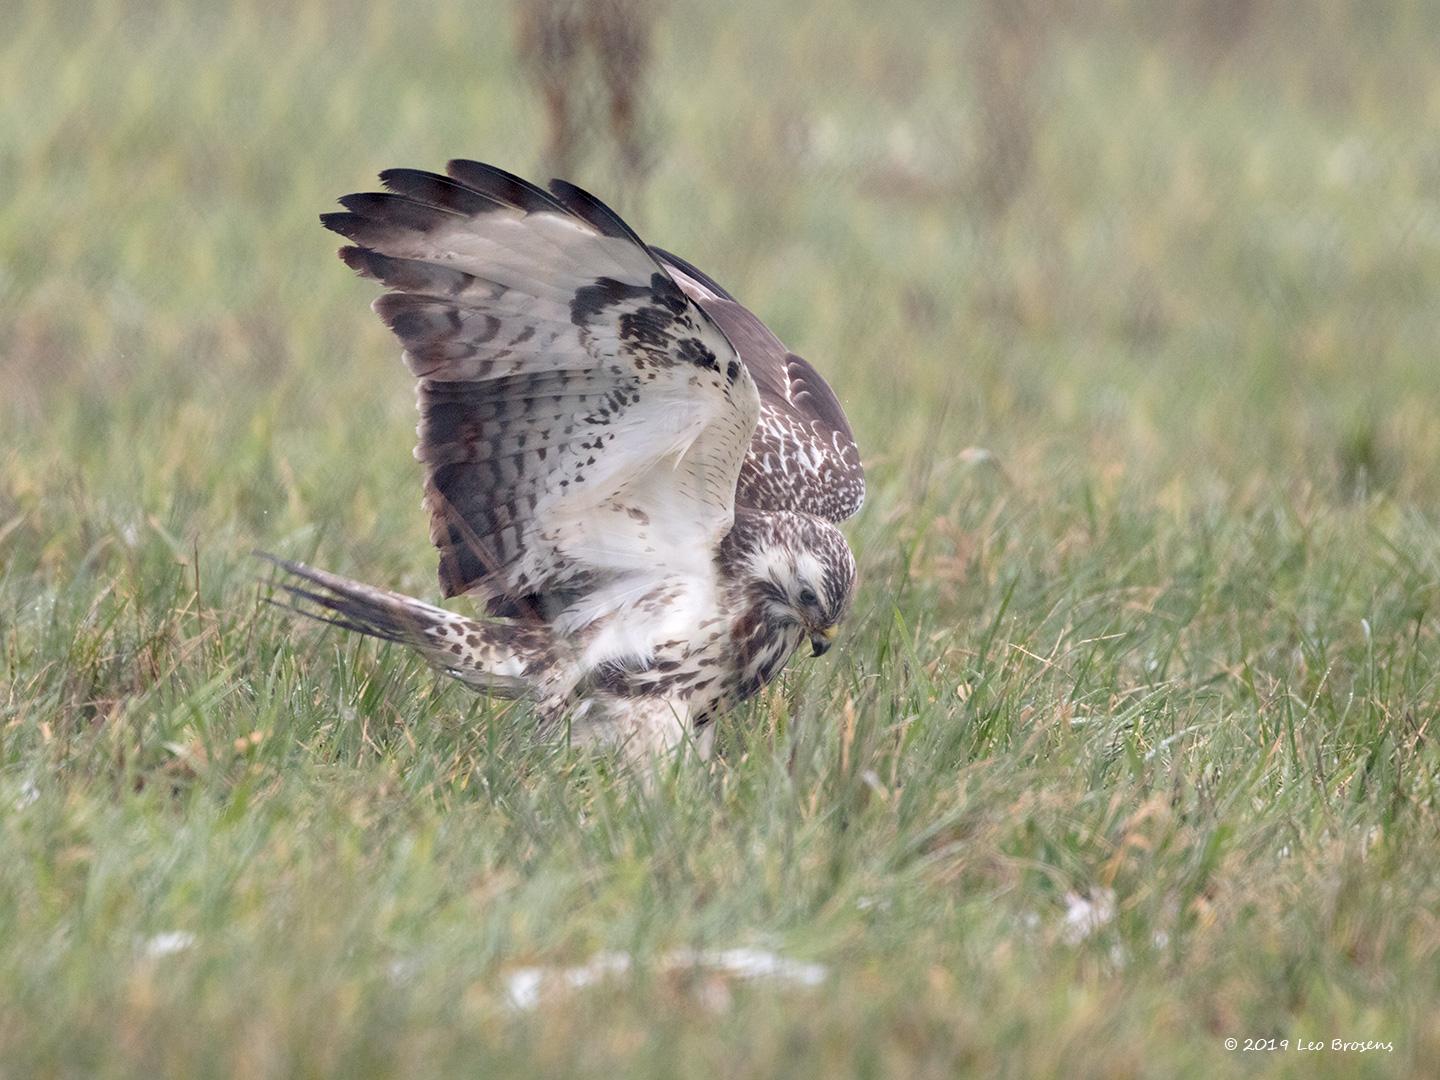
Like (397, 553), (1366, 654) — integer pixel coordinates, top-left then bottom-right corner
(810, 625), (838, 657)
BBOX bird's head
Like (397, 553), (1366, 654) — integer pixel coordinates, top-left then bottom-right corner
(736, 512), (857, 657)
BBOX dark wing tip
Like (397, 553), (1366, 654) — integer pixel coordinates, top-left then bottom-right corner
(379, 168), (503, 216)
(337, 244), (369, 272)
(320, 211), (363, 239)
(445, 159), (567, 215)
(322, 193), (459, 248)
(337, 191), (458, 229)
(546, 178), (647, 245)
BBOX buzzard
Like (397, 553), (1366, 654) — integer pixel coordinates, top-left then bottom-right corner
(268, 160), (864, 762)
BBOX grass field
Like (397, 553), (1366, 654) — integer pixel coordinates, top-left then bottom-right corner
(4, 0), (1440, 1075)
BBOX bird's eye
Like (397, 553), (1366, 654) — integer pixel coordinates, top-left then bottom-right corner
(798, 587), (818, 607)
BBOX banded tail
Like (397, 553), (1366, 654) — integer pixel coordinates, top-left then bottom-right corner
(258, 554), (552, 697)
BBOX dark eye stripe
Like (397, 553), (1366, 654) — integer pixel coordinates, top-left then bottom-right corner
(760, 581), (789, 607)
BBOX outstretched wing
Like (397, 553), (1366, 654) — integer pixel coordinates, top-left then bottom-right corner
(656, 250), (865, 523)
(322, 161), (759, 605)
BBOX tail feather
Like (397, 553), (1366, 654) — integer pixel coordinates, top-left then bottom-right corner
(258, 553), (551, 696)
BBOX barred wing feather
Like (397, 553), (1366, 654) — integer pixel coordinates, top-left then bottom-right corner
(321, 161), (759, 604)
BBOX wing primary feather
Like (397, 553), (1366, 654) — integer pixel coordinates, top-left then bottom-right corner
(446, 159), (571, 215)
(652, 246), (738, 301)
(338, 191), (465, 227)
(319, 211), (366, 241)
(321, 195), (459, 246)
(379, 168), (509, 216)
(337, 245), (483, 299)
(547, 178), (650, 246)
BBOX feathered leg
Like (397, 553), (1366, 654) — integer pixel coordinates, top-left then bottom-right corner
(569, 695), (711, 766)
(258, 554), (553, 698)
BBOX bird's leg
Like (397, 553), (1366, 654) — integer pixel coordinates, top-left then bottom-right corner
(568, 695), (706, 769)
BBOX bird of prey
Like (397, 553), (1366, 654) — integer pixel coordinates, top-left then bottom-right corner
(268, 159), (864, 762)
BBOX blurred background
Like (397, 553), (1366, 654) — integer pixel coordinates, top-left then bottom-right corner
(5, 5), (1440, 1072)
(5, 0), (1440, 577)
